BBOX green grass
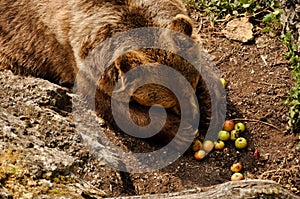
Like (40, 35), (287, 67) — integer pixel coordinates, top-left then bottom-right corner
(184, 0), (280, 22)
(283, 32), (300, 135)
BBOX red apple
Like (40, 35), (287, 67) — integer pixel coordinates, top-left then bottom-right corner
(253, 149), (260, 159)
(194, 150), (206, 160)
(223, 120), (234, 131)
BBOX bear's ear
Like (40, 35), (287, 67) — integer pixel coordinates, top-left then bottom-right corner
(169, 14), (193, 36)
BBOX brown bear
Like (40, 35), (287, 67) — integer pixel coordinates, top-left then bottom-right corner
(0, 0), (224, 150)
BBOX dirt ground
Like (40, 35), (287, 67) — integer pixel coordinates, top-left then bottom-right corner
(82, 12), (300, 198)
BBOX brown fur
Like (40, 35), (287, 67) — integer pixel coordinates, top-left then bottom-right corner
(0, 0), (220, 149)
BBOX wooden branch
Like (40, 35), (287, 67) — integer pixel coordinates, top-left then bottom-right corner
(117, 180), (300, 199)
(231, 118), (283, 132)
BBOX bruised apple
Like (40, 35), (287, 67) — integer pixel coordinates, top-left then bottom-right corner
(192, 140), (202, 152)
(231, 172), (244, 181)
(234, 122), (246, 132)
(230, 162), (243, 172)
(230, 130), (240, 141)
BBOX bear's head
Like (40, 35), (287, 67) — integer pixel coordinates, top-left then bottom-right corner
(91, 14), (219, 149)
(99, 14), (201, 115)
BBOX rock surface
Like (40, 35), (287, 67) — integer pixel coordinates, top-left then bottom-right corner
(0, 69), (108, 198)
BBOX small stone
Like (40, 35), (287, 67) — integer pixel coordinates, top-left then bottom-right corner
(287, 154), (294, 161)
(222, 17), (254, 43)
(256, 35), (272, 48)
(260, 153), (270, 161)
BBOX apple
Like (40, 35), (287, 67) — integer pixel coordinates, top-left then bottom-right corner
(235, 137), (248, 149)
(253, 149), (260, 159)
(230, 130), (240, 141)
(230, 162), (243, 172)
(220, 78), (227, 88)
(203, 140), (214, 152)
(223, 120), (234, 131)
(234, 122), (246, 132)
(218, 130), (230, 141)
(192, 140), (202, 152)
(194, 150), (206, 160)
(214, 140), (225, 150)
(231, 172), (244, 181)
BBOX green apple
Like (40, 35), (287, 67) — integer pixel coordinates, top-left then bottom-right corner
(194, 149), (206, 160)
(214, 140), (225, 150)
(220, 78), (227, 88)
(230, 130), (240, 141)
(203, 140), (214, 152)
(231, 172), (244, 181)
(218, 130), (230, 141)
(234, 122), (246, 132)
(223, 120), (234, 131)
(235, 137), (247, 149)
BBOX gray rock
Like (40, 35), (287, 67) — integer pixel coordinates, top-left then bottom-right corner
(0, 69), (107, 198)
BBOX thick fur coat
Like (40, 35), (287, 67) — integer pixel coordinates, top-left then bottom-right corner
(0, 0), (222, 149)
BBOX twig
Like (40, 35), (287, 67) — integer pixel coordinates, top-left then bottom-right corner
(251, 80), (286, 87)
(231, 118), (283, 132)
(261, 55), (268, 66)
(249, 8), (272, 18)
(198, 17), (203, 33)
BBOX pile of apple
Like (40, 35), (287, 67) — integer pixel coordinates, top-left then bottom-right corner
(193, 120), (247, 158)
(193, 120), (248, 180)
(219, 120), (247, 149)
